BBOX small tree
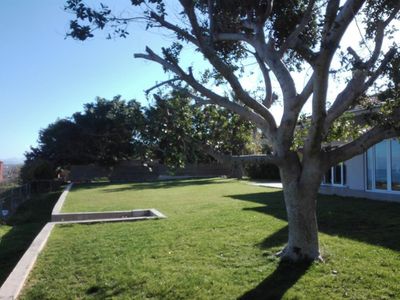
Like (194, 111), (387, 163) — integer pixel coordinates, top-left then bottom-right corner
(65, 0), (400, 261)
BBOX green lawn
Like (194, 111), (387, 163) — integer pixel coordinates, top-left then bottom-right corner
(0, 190), (61, 285)
(20, 178), (400, 299)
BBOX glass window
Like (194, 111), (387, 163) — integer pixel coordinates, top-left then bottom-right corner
(391, 139), (400, 191)
(375, 140), (388, 190)
(324, 169), (332, 184)
(334, 164), (342, 184)
(322, 163), (346, 185)
(367, 148), (374, 190)
(343, 163), (347, 185)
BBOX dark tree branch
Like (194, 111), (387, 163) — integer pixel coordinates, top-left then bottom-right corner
(149, 11), (199, 46)
(321, 0), (340, 39)
(279, 0), (316, 55)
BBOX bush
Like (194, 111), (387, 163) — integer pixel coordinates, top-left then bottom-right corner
(245, 162), (280, 180)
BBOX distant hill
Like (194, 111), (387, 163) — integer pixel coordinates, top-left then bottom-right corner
(1, 157), (24, 165)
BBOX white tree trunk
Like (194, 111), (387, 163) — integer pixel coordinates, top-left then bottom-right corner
(278, 162), (321, 261)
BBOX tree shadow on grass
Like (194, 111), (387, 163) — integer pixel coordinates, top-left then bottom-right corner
(227, 190), (400, 252)
(227, 190), (400, 299)
(0, 191), (60, 285)
(71, 177), (228, 193)
(239, 261), (311, 300)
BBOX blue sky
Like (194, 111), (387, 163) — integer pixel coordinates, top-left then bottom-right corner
(0, 0), (176, 162)
(0, 1), (395, 163)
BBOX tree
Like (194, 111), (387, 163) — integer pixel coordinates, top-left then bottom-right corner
(72, 96), (146, 165)
(25, 96), (146, 170)
(65, 0), (400, 261)
(144, 91), (257, 167)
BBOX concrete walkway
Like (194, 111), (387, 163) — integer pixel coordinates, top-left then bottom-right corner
(248, 181), (283, 189)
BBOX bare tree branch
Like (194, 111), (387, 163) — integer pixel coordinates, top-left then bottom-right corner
(324, 47), (397, 134)
(149, 11), (199, 46)
(254, 52), (274, 108)
(319, 0), (365, 60)
(145, 77), (181, 94)
(190, 137), (281, 166)
(134, 47), (276, 135)
(179, 0), (277, 130)
(326, 120), (400, 168)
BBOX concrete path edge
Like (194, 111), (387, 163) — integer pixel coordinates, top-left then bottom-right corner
(0, 183), (167, 299)
(51, 183), (73, 215)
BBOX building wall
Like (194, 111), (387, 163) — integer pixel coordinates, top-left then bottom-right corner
(0, 161), (3, 182)
(345, 154), (365, 190)
(319, 141), (400, 202)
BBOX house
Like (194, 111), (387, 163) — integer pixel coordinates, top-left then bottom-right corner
(320, 138), (400, 202)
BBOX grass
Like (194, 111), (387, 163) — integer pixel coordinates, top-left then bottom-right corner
(19, 178), (400, 299)
(0, 190), (61, 285)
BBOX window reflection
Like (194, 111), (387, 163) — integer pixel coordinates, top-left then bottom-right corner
(392, 139), (400, 191)
(375, 140), (387, 190)
(367, 148), (374, 190)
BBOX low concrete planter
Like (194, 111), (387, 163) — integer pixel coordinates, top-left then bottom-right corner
(52, 209), (166, 222)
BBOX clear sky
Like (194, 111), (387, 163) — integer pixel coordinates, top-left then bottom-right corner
(0, 0), (175, 162)
(0, 1), (395, 163)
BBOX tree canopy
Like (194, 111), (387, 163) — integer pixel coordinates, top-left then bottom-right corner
(64, 0), (400, 261)
(23, 94), (256, 180)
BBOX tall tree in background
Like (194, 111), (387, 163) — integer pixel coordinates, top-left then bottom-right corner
(23, 94), (255, 179)
(66, 0), (400, 261)
(144, 91), (257, 167)
(24, 96), (145, 169)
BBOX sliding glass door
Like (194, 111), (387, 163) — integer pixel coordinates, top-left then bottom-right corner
(375, 140), (388, 190)
(392, 139), (400, 191)
(366, 139), (400, 193)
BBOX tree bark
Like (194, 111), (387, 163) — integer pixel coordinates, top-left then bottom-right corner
(278, 158), (321, 262)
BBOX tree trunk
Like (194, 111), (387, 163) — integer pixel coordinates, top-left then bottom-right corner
(278, 159), (322, 262)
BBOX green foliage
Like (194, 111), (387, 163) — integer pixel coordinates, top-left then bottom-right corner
(292, 112), (367, 151)
(20, 159), (55, 183)
(24, 93), (256, 178)
(145, 93), (197, 167)
(144, 92), (256, 167)
(25, 96), (146, 173)
(245, 162), (280, 180)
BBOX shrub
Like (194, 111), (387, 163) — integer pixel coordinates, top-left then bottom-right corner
(245, 162), (280, 180)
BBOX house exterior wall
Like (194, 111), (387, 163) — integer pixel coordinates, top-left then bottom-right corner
(319, 139), (400, 202)
(345, 154), (364, 190)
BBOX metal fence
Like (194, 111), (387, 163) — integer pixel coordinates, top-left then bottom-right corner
(0, 180), (63, 220)
(0, 184), (31, 220)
